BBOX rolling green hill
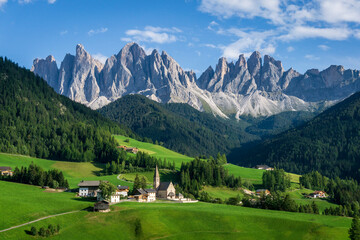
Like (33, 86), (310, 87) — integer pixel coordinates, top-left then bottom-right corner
(113, 135), (193, 168)
(0, 200), (350, 240)
(0, 58), (131, 163)
(231, 92), (360, 180)
(98, 94), (255, 157)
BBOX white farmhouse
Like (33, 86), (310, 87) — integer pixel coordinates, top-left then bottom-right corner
(78, 180), (101, 197)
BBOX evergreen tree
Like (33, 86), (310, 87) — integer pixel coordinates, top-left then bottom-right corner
(349, 216), (360, 240)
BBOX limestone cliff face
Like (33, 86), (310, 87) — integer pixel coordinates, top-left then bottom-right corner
(32, 43), (360, 118)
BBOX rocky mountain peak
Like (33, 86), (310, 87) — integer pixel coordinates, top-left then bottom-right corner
(247, 51), (262, 80)
(235, 54), (247, 69)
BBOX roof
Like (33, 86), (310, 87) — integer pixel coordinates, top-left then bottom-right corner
(256, 165), (271, 169)
(94, 201), (109, 210)
(117, 186), (129, 190)
(256, 189), (269, 192)
(144, 189), (157, 193)
(0, 166), (12, 171)
(78, 180), (101, 187)
(158, 182), (172, 191)
(135, 188), (147, 195)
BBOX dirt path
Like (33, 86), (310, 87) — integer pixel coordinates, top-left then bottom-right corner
(0, 210), (80, 233)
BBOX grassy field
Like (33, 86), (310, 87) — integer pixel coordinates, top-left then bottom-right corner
(288, 189), (339, 213)
(0, 181), (92, 229)
(224, 163), (301, 185)
(0, 153), (130, 188)
(121, 169), (179, 184)
(113, 135), (193, 168)
(0, 201), (351, 240)
(202, 186), (243, 200)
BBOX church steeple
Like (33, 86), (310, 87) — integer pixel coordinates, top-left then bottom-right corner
(153, 165), (160, 189)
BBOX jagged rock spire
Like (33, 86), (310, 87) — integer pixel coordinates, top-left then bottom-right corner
(153, 165), (160, 189)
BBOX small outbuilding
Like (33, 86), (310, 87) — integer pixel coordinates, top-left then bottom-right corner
(0, 166), (13, 176)
(94, 201), (110, 212)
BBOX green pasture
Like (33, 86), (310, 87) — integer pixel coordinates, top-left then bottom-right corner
(0, 202), (351, 240)
(113, 135), (193, 168)
(0, 181), (91, 230)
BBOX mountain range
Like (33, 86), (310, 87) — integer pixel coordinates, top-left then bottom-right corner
(32, 43), (360, 118)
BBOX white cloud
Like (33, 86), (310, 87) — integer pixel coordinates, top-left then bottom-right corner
(195, 50), (201, 56)
(0, 0), (7, 8)
(121, 26), (181, 44)
(318, 0), (360, 24)
(220, 32), (276, 60)
(199, 0), (360, 43)
(48, 0), (56, 3)
(88, 27), (108, 36)
(92, 53), (107, 64)
(139, 44), (154, 55)
(354, 30), (360, 39)
(305, 54), (320, 61)
(18, 0), (31, 4)
(318, 44), (330, 51)
(60, 30), (68, 36)
(199, 0), (283, 24)
(287, 46), (295, 52)
(280, 26), (351, 41)
(204, 43), (217, 48)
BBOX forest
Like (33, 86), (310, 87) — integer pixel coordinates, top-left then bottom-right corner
(0, 57), (132, 163)
(234, 91), (360, 181)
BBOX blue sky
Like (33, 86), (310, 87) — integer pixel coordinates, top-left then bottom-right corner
(1, 0), (360, 75)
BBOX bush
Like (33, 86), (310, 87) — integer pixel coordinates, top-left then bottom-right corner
(30, 226), (37, 236)
(134, 218), (142, 237)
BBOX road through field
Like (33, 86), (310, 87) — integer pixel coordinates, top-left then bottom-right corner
(0, 210), (80, 233)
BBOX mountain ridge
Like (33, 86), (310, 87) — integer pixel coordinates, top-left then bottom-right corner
(32, 43), (360, 118)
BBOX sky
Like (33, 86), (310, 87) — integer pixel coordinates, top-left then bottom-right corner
(1, 0), (360, 75)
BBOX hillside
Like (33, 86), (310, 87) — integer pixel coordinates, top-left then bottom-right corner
(0, 191), (350, 239)
(99, 94), (255, 156)
(0, 57), (131, 163)
(99, 94), (314, 157)
(232, 91), (360, 180)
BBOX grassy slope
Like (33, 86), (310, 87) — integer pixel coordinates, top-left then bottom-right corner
(0, 181), (92, 229)
(113, 135), (193, 168)
(0, 202), (350, 240)
(0, 153), (130, 188)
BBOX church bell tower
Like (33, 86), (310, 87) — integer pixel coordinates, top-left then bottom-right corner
(154, 165), (160, 189)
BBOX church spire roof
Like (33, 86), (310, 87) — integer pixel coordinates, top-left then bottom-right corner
(153, 165), (160, 189)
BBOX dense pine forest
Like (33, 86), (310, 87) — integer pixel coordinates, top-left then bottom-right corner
(234, 91), (360, 181)
(98, 94), (252, 157)
(0, 57), (132, 163)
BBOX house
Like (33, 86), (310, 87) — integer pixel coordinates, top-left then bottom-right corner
(134, 188), (156, 202)
(256, 189), (271, 196)
(255, 165), (274, 171)
(78, 180), (102, 197)
(0, 166), (13, 176)
(153, 165), (177, 199)
(97, 190), (119, 203)
(126, 147), (139, 154)
(308, 191), (327, 198)
(117, 146), (139, 154)
(94, 201), (110, 212)
(117, 185), (129, 197)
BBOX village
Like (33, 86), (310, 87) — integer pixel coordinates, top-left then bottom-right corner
(1, 163), (327, 213)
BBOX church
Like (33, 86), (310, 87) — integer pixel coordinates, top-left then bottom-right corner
(153, 165), (176, 199)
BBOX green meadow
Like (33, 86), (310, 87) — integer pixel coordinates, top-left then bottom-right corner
(0, 153), (129, 188)
(0, 181), (92, 229)
(113, 135), (193, 168)
(0, 201), (351, 240)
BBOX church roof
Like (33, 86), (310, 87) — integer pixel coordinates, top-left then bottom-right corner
(144, 189), (157, 193)
(158, 182), (172, 191)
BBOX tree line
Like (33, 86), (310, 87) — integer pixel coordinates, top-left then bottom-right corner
(103, 150), (175, 175)
(0, 162), (69, 188)
(300, 171), (360, 217)
(178, 157), (241, 198)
